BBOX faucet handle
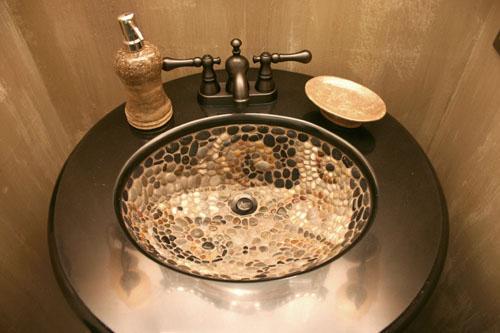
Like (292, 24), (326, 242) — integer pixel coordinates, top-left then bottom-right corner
(163, 55), (222, 96)
(254, 50), (312, 64)
(200, 55), (222, 96)
(162, 56), (203, 71)
(253, 50), (312, 92)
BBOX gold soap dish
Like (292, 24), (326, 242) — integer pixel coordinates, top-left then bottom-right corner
(305, 76), (386, 128)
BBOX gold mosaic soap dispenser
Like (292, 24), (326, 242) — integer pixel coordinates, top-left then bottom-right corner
(114, 13), (172, 130)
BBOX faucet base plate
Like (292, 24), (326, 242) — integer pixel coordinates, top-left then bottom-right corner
(198, 81), (277, 106)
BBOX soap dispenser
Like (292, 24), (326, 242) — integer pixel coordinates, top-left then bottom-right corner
(114, 13), (172, 130)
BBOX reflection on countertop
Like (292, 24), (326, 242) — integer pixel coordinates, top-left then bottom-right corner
(106, 223), (380, 318)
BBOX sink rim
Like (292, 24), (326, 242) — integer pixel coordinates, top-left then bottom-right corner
(114, 112), (379, 283)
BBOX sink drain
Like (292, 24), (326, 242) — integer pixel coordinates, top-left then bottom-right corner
(230, 193), (258, 215)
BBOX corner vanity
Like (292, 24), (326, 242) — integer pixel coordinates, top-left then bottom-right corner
(49, 68), (448, 332)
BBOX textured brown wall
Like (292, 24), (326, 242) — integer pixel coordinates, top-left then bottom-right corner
(0, 0), (498, 332)
(409, 3), (500, 332)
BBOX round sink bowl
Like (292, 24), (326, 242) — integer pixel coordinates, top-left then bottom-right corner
(115, 114), (377, 281)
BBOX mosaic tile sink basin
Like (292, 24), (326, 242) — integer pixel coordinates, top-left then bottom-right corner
(115, 114), (377, 281)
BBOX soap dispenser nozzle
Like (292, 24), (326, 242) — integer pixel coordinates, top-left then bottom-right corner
(117, 12), (144, 51)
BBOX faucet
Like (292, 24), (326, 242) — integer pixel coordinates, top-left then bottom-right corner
(225, 39), (250, 104)
(161, 38), (312, 106)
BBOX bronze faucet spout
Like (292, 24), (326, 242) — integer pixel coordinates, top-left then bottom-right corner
(228, 72), (249, 104)
(225, 39), (250, 104)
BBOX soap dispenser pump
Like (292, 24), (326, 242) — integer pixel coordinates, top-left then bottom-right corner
(114, 13), (172, 130)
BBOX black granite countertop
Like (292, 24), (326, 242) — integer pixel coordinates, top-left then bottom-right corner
(49, 70), (448, 333)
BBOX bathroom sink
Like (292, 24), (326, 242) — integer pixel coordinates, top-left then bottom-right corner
(115, 113), (377, 281)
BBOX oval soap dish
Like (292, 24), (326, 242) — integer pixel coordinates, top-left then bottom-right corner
(305, 76), (386, 128)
